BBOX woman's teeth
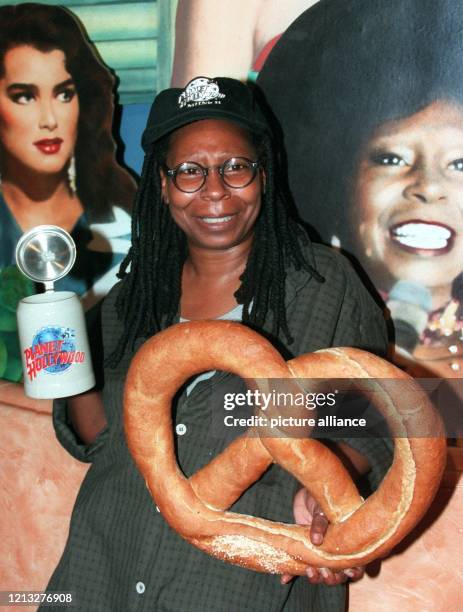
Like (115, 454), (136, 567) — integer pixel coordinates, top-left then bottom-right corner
(391, 222), (452, 249)
(200, 215), (233, 224)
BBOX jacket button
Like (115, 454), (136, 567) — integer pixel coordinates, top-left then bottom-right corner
(136, 581), (145, 594)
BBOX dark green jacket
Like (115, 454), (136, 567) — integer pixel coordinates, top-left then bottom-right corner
(44, 242), (392, 612)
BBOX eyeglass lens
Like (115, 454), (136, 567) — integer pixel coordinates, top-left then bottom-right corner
(173, 157), (257, 192)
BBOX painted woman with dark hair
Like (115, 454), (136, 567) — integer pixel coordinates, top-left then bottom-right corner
(0, 3), (136, 381)
(258, 0), (463, 380)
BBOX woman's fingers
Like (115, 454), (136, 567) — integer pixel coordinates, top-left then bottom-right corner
(280, 489), (365, 586)
(280, 574), (293, 585)
(281, 565), (365, 586)
(309, 508), (329, 545)
(306, 566), (347, 585)
(343, 566), (365, 582)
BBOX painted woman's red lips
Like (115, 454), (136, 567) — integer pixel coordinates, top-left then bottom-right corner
(34, 138), (63, 154)
(390, 219), (455, 255)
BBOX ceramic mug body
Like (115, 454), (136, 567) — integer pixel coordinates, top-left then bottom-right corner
(17, 291), (95, 398)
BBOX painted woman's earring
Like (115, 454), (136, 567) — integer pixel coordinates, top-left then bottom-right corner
(68, 155), (77, 194)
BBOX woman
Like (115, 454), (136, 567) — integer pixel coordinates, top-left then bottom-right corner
(44, 76), (392, 611)
(258, 0), (463, 381)
(0, 3), (136, 382)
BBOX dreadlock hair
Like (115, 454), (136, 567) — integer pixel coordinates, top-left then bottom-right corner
(107, 128), (324, 367)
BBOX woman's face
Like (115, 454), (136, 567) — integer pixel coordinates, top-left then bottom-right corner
(352, 100), (463, 294)
(161, 118), (264, 251)
(0, 45), (79, 177)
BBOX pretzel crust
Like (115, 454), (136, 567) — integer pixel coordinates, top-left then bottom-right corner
(124, 321), (446, 573)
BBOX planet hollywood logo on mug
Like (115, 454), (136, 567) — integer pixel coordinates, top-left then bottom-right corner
(178, 77), (225, 108)
(23, 325), (87, 382)
(17, 290), (95, 399)
(15, 226), (95, 398)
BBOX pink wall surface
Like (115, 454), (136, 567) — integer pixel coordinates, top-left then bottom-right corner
(349, 448), (463, 611)
(0, 383), (88, 611)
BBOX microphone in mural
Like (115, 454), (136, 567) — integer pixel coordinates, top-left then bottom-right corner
(386, 281), (433, 355)
(258, 0), (463, 378)
(15, 225), (95, 398)
(0, 3), (136, 384)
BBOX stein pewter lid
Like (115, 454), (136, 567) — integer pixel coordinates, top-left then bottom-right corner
(15, 225), (76, 289)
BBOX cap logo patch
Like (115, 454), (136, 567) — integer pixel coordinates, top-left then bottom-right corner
(178, 77), (226, 109)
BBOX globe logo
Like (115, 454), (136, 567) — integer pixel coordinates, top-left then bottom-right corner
(31, 326), (76, 375)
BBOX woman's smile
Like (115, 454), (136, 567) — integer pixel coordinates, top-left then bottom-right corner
(389, 219), (455, 254)
(196, 213), (236, 225)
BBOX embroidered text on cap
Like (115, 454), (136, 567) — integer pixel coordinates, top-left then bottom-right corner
(178, 77), (226, 109)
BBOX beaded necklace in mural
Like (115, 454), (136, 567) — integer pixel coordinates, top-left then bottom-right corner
(420, 273), (463, 375)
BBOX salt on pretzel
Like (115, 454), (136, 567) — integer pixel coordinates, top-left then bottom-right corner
(124, 320), (446, 574)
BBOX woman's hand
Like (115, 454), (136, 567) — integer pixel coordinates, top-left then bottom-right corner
(67, 389), (107, 445)
(280, 488), (365, 586)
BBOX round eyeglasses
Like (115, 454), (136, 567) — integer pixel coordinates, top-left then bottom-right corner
(165, 157), (260, 193)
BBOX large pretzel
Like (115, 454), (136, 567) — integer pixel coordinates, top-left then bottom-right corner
(124, 321), (446, 574)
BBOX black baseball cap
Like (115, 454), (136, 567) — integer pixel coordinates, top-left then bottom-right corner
(141, 76), (270, 152)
